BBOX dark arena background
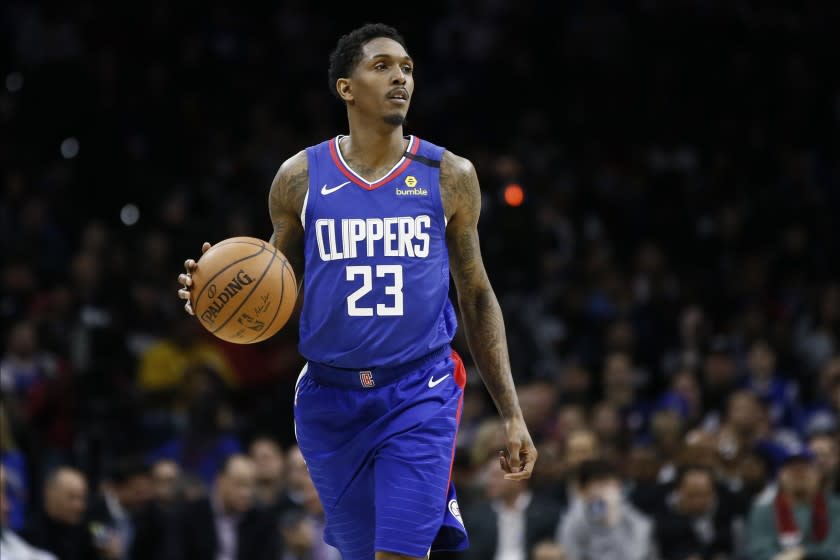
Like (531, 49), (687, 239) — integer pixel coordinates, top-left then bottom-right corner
(2, 1), (840, 559)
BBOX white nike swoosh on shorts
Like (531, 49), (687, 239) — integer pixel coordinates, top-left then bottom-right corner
(321, 181), (352, 195)
(428, 374), (450, 388)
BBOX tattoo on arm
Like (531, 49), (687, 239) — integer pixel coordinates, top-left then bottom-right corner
(443, 152), (522, 420)
(268, 151), (308, 290)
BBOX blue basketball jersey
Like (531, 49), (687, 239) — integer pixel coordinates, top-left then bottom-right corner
(298, 135), (457, 368)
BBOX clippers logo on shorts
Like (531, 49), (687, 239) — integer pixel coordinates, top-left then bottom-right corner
(360, 371), (375, 388)
(448, 499), (464, 527)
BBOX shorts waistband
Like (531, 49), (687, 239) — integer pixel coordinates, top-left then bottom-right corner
(305, 346), (450, 389)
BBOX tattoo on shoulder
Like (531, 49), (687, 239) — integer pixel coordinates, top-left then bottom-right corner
(269, 150), (309, 220)
(440, 150), (480, 224)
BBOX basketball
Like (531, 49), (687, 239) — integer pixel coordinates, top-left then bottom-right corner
(189, 236), (297, 344)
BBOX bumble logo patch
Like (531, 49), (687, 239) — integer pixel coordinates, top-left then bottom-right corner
(397, 176), (427, 196)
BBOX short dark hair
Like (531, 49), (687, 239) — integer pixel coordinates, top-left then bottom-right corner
(104, 456), (148, 485)
(576, 459), (620, 487)
(674, 463), (716, 488)
(327, 23), (407, 100)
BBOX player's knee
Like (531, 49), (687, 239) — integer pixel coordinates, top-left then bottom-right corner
(375, 552), (429, 560)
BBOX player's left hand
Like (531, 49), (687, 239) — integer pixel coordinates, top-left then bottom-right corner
(499, 415), (538, 480)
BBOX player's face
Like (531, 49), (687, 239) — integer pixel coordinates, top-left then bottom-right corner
(351, 37), (414, 126)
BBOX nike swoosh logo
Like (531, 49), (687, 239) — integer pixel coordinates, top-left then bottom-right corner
(321, 181), (352, 195)
(428, 374), (450, 388)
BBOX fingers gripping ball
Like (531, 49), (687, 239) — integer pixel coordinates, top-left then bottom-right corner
(190, 237), (296, 344)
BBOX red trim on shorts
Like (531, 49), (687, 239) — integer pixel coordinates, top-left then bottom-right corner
(328, 136), (421, 190)
(451, 349), (467, 389)
(445, 350), (467, 497)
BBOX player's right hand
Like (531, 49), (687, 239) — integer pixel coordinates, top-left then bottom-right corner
(177, 242), (211, 315)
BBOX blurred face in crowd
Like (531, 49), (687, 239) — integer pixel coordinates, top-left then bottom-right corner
(518, 381), (558, 431)
(152, 460), (181, 503)
(651, 409), (683, 452)
(626, 445), (660, 484)
(565, 429), (599, 472)
(738, 452), (769, 491)
(603, 353), (635, 406)
(7, 320), (37, 358)
(703, 351), (737, 389)
(590, 402), (621, 443)
(726, 391), (763, 436)
(809, 435), (839, 484)
(581, 476), (622, 524)
(555, 404), (586, 439)
(250, 437), (285, 484)
(779, 460), (820, 502)
(108, 471), (152, 514)
(286, 445), (310, 495)
(217, 455), (256, 514)
(747, 340), (776, 380)
(672, 370), (701, 413)
(483, 457), (526, 502)
(676, 470), (716, 516)
(45, 468), (88, 525)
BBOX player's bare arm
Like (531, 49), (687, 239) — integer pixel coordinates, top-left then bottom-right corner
(441, 150), (537, 480)
(267, 149), (308, 288)
(177, 151), (308, 314)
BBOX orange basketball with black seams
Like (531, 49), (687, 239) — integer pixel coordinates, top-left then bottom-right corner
(190, 236), (297, 344)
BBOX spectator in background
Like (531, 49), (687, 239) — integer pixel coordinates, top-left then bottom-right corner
(0, 403), (27, 532)
(87, 456), (151, 560)
(146, 367), (242, 489)
(461, 456), (563, 560)
(553, 428), (601, 507)
(657, 369), (704, 431)
(131, 459), (182, 560)
(21, 466), (98, 560)
(807, 431), (839, 496)
(800, 357), (840, 436)
(248, 435), (286, 509)
(653, 465), (738, 560)
(0, 320), (57, 400)
(589, 401), (626, 462)
(1, 319), (74, 469)
(149, 459), (182, 505)
(716, 391), (786, 489)
(0, 464), (57, 560)
(742, 339), (801, 433)
(179, 454), (277, 560)
(278, 462), (340, 560)
(747, 446), (840, 560)
(699, 338), (740, 431)
(600, 351), (651, 439)
(557, 458), (658, 560)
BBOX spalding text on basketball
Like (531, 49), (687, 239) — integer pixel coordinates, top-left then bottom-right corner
(201, 269), (255, 324)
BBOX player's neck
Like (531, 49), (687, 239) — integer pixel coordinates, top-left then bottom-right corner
(341, 122), (407, 171)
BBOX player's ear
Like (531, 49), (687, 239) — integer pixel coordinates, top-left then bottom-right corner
(336, 78), (353, 103)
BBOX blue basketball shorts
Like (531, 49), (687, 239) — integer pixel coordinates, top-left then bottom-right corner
(293, 346), (469, 559)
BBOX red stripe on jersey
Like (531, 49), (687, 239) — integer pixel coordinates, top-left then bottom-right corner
(329, 136), (422, 190)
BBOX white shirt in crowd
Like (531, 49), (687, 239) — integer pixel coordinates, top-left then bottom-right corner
(492, 491), (533, 560)
(0, 529), (58, 560)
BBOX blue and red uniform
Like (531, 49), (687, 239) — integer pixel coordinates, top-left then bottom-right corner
(294, 135), (469, 558)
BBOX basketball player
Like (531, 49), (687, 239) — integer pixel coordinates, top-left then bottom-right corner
(178, 23), (537, 560)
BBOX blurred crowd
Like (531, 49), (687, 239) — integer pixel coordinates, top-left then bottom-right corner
(2, 0), (840, 559)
